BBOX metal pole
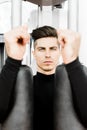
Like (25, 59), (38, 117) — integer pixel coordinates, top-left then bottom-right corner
(11, 0), (22, 28)
(67, 0), (79, 31)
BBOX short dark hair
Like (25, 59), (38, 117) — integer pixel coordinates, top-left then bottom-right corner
(31, 25), (58, 41)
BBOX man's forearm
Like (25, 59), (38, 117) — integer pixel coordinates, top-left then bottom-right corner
(65, 58), (87, 128)
(0, 57), (21, 122)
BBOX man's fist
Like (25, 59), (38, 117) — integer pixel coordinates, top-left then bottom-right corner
(57, 29), (81, 64)
(4, 25), (30, 60)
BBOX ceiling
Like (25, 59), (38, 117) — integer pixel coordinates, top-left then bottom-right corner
(23, 0), (67, 6)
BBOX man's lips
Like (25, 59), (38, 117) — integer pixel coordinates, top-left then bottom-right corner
(43, 61), (53, 64)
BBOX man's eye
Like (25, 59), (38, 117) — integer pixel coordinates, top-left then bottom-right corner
(50, 47), (57, 50)
(38, 48), (45, 51)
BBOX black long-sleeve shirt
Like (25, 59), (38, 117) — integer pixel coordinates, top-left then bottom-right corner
(33, 72), (55, 130)
(66, 59), (87, 127)
(0, 57), (87, 128)
(0, 57), (21, 123)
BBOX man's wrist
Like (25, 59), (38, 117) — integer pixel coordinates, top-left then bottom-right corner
(65, 57), (81, 73)
(5, 56), (22, 71)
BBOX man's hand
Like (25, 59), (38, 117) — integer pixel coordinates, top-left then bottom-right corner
(57, 29), (81, 64)
(4, 25), (30, 60)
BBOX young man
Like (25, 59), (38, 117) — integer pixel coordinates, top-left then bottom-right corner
(0, 25), (87, 129)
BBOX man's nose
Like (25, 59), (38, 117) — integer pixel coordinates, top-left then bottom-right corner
(45, 50), (51, 57)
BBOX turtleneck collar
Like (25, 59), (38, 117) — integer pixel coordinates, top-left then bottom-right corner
(36, 72), (55, 81)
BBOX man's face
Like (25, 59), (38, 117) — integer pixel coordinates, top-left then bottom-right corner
(33, 37), (60, 75)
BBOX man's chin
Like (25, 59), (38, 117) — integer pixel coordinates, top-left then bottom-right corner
(42, 67), (54, 72)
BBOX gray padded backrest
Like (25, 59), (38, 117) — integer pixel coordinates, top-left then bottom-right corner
(55, 65), (86, 130)
(1, 65), (33, 130)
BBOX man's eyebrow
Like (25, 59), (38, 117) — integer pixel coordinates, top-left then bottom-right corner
(37, 46), (45, 48)
(37, 47), (45, 49)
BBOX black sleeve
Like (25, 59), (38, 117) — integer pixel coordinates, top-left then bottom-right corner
(65, 58), (87, 128)
(0, 57), (22, 123)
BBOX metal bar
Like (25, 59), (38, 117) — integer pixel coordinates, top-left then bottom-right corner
(11, 0), (22, 28)
(67, 0), (79, 31)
